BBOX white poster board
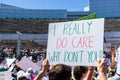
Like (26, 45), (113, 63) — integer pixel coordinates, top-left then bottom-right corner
(3, 58), (16, 67)
(0, 71), (12, 80)
(16, 56), (40, 71)
(47, 18), (104, 66)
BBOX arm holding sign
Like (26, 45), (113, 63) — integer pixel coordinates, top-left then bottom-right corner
(34, 59), (49, 80)
(97, 58), (107, 80)
(111, 49), (116, 68)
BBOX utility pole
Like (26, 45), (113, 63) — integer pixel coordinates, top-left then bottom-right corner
(16, 31), (22, 58)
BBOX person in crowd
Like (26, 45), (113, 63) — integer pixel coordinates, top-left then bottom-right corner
(108, 52), (120, 80)
(25, 68), (35, 80)
(107, 48), (120, 80)
(34, 59), (72, 80)
(49, 64), (72, 80)
(108, 68), (120, 80)
(0, 54), (8, 71)
(18, 76), (28, 80)
(73, 66), (88, 80)
(73, 66), (94, 80)
(108, 71), (115, 77)
(17, 68), (25, 79)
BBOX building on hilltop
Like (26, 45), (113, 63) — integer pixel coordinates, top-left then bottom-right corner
(0, 3), (91, 20)
(0, 3), (23, 9)
(0, 3), (67, 19)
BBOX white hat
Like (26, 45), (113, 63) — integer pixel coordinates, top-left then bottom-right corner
(17, 70), (26, 79)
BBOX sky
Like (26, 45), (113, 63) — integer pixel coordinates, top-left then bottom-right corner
(0, 0), (89, 11)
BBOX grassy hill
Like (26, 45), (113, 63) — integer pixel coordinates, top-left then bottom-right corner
(0, 19), (68, 34)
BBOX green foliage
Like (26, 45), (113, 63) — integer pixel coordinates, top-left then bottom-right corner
(76, 13), (97, 21)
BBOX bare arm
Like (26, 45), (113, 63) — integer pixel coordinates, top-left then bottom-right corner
(111, 49), (116, 68)
(97, 58), (107, 80)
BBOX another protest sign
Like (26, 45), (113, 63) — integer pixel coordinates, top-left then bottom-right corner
(16, 56), (40, 72)
(2, 58), (16, 68)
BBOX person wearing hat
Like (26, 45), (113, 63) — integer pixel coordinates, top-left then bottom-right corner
(25, 68), (35, 80)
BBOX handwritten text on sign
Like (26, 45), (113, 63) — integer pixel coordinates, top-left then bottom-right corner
(47, 18), (104, 66)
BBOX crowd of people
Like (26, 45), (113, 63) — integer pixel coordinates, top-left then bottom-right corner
(0, 46), (120, 80)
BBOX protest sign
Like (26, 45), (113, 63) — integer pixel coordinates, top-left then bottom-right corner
(16, 56), (40, 71)
(3, 58), (16, 68)
(47, 18), (104, 66)
(0, 71), (12, 80)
